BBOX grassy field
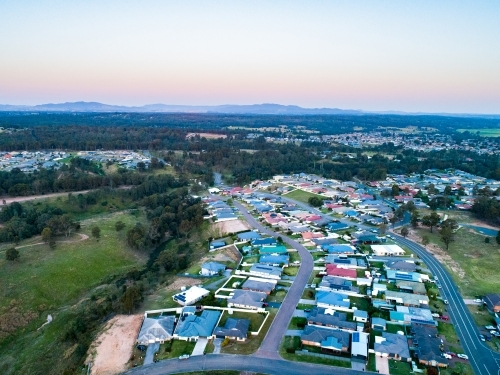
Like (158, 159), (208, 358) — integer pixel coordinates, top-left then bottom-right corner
(0, 210), (147, 313)
(218, 310), (267, 332)
(457, 128), (500, 137)
(414, 222), (500, 297)
(156, 340), (196, 360)
(388, 359), (411, 375)
(284, 189), (325, 204)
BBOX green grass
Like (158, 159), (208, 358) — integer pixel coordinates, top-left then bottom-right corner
(279, 337), (351, 368)
(156, 340), (197, 360)
(388, 360), (411, 375)
(0, 210), (147, 313)
(283, 267), (299, 276)
(386, 324), (405, 334)
(350, 296), (371, 311)
(467, 305), (497, 327)
(288, 317), (307, 330)
(367, 353), (376, 372)
(221, 309), (276, 355)
(285, 189), (325, 204)
(268, 289), (287, 303)
(289, 251), (301, 263)
(457, 128), (500, 137)
(437, 322), (461, 347)
(415, 223), (500, 297)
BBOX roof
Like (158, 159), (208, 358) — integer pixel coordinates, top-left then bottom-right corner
(412, 323), (448, 366)
(325, 264), (357, 278)
(326, 222), (350, 231)
(386, 290), (429, 306)
(252, 238), (277, 246)
(386, 270), (422, 283)
(353, 310), (368, 319)
(173, 286), (210, 305)
(237, 231), (261, 240)
(374, 332), (410, 358)
(242, 278), (276, 293)
(371, 317), (387, 329)
(259, 254), (289, 264)
(174, 310), (221, 338)
(323, 244), (355, 254)
(301, 325), (350, 350)
(351, 331), (369, 358)
(385, 260), (417, 272)
(396, 280), (427, 294)
(249, 263), (282, 277)
(371, 244), (405, 255)
(316, 291), (350, 308)
(213, 318), (250, 339)
(319, 275), (359, 293)
(201, 262), (226, 272)
(307, 308), (356, 331)
(484, 294), (500, 307)
(137, 316), (175, 344)
(258, 244), (288, 254)
(228, 290), (266, 308)
(391, 306), (435, 325)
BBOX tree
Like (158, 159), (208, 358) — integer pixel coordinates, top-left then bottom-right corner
(6, 247), (19, 261)
(391, 184), (400, 197)
(137, 161), (146, 172)
(410, 211), (420, 229)
(115, 221), (126, 232)
(496, 230), (500, 245)
(308, 196), (323, 207)
(421, 235), (430, 247)
(400, 226), (409, 238)
(485, 237), (490, 244)
(422, 211), (440, 233)
(439, 220), (457, 251)
(91, 225), (101, 241)
(41, 227), (56, 248)
(378, 223), (388, 235)
(444, 185), (452, 196)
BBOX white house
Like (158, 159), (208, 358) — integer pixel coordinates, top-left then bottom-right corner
(173, 286), (210, 306)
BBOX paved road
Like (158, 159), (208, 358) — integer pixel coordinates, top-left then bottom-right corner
(233, 201), (314, 358)
(393, 233), (500, 375)
(124, 353), (376, 375)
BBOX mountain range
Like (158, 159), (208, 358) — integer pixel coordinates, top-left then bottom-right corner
(0, 102), (498, 118)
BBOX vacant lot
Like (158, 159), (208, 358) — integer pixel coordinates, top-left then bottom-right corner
(284, 189), (324, 204)
(457, 128), (500, 137)
(212, 219), (250, 236)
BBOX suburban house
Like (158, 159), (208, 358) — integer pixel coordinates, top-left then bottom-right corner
(396, 280), (427, 295)
(372, 283), (387, 297)
(371, 317), (387, 331)
(209, 240), (226, 250)
(385, 260), (417, 272)
(312, 238), (339, 247)
(173, 286), (210, 306)
(213, 318), (250, 342)
(300, 326), (351, 354)
(200, 262), (226, 276)
(252, 238), (277, 246)
(351, 331), (369, 361)
(173, 309), (221, 341)
(322, 244), (356, 255)
(325, 255), (366, 269)
(259, 254), (289, 266)
(390, 306), (436, 326)
(325, 264), (357, 278)
(137, 316), (176, 345)
(385, 290), (429, 307)
(326, 222), (350, 231)
(373, 332), (411, 361)
(227, 290), (267, 310)
(258, 245), (288, 254)
(371, 244), (405, 256)
(242, 277), (277, 294)
(248, 263), (282, 280)
(316, 291), (351, 311)
(318, 276), (359, 294)
(353, 310), (368, 323)
(484, 294), (500, 313)
(237, 231), (261, 241)
(386, 270), (427, 283)
(307, 308), (357, 332)
(412, 323), (448, 368)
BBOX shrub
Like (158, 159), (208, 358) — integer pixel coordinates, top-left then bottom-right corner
(221, 338), (230, 347)
(286, 347), (296, 353)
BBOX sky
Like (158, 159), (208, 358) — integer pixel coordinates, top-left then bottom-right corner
(1, 0), (499, 113)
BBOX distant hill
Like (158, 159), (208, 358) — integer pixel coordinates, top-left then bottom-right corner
(0, 101), (498, 118)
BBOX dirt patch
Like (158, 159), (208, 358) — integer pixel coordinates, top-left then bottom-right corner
(163, 277), (202, 293)
(88, 314), (143, 375)
(212, 219), (250, 236)
(204, 245), (241, 264)
(186, 132), (227, 139)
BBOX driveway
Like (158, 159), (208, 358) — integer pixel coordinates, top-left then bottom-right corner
(213, 338), (222, 354)
(144, 343), (160, 365)
(285, 329), (303, 336)
(375, 356), (389, 375)
(191, 338), (208, 356)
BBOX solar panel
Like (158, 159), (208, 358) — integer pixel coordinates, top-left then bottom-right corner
(353, 332), (359, 342)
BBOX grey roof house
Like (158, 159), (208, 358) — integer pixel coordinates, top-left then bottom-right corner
(213, 318), (250, 341)
(137, 316), (175, 345)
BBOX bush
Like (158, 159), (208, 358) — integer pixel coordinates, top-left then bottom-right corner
(286, 347), (296, 353)
(6, 247), (19, 261)
(221, 338), (230, 347)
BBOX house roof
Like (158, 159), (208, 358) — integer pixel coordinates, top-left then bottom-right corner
(242, 278), (276, 293)
(385, 260), (417, 272)
(174, 310), (221, 338)
(353, 310), (368, 319)
(237, 231), (261, 240)
(213, 318), (250, 339)
(137, 316), (175, 344)
(396, 280), (427, 294)
(372, 317), (387, 328)
(228, 290), (266, 308)
(249, 263), (282, 277)
(301, 325), (350, 350)
(316, 291), (350, 308)
(412, 323), (448, 366)
(325, 264), (357, 278)
(319, 275), (358, 293)
(374, 332), (410, 358)
(307, 308), (356, 331)
(323, 244), (355, 254)
(484, 294), (500, 308)
(259, 254), (289, 264)
(386, 290), (429, 306)
(258, 244), (288, 254)
(252, 238), (277, 246)
(201, 262), (226, 272)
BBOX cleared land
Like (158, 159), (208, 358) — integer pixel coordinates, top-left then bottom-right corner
(284, 189), (325, 204)
(212, 219), (250, 236)
(88, 314), (143, 375)
(457, 128), (500, 137)
(186, 132), (227, 139)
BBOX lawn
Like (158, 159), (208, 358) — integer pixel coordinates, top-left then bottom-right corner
(268, 289), (287, 303)
(350, 296), (371, 311)
(279, 337), (351, 368)
(221, 309), (276, 355)
(0, 210), (148, 313)
(437, 322), (461, 348)
(288, 317), (307, 330)
(388, 359), (411, 375)
(467, 305), (497, 327)
(156, 340), (197, 360)
(414, 222), (500, 297)
(283, 267), (299, 276)
(289, 251), (301, 263)
(457, 128), (500, 137)
(285, 189), (325, 204)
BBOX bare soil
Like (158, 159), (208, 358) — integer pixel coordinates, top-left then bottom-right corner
(88, 314), (143, 375)
(213, 219), (250, 235)
(186, 132), (227, 139)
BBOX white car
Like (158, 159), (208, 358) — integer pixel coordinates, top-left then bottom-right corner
(457, 354), (468, 360)
(474, 299), (483, 303)
(179, 354), (190, 360)
(490, 330), (500, 337)
(443, 300), (449, 304)
(431, 313), (440, 318)
(485, 325), (496, 330)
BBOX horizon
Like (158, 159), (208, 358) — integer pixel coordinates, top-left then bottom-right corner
(1, 1), (500, 114)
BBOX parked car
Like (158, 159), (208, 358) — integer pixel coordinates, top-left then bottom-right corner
(474, 299), (483, 303)
(486, 335), (492, 341)
(443, 300), (449, 304)
(179, 355), (190, 360)
(441, 315), (449, 321)
(446, 352), (457, 357)
(431, 313), (440, 318)
(479, 334), (486, 341)
(457, 354), (468, 360)
(485, 325), (496, 330)
(490, 330), (500, 337)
